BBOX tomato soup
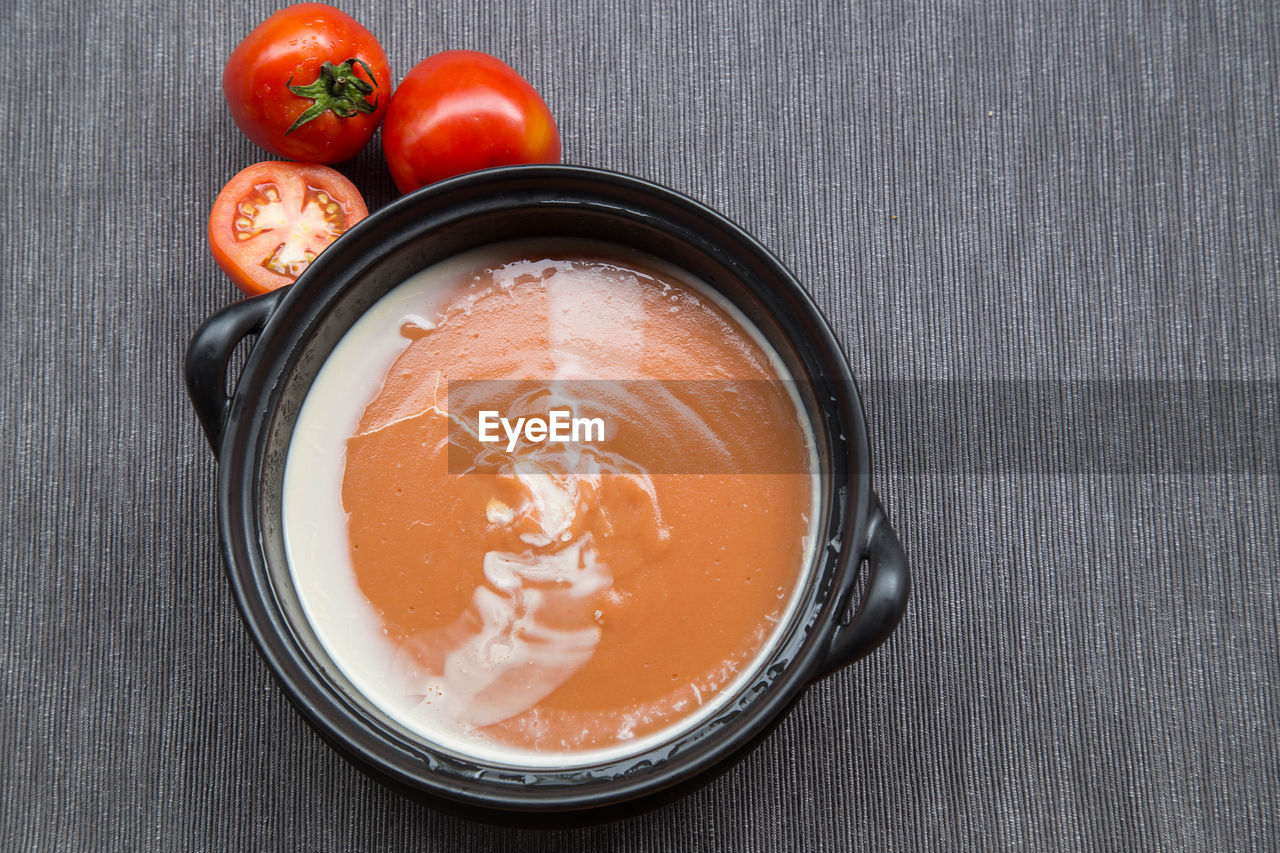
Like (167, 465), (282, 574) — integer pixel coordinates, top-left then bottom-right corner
(283, 240), (818, 765)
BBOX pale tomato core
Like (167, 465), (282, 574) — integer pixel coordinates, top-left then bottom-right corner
(231, 179), (353, 282)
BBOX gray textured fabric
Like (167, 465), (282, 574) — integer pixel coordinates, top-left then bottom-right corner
(2, 0), (1277, 850)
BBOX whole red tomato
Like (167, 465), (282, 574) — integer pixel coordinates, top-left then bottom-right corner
(223, 3), (390, 164)
(382, 51), (561, 193)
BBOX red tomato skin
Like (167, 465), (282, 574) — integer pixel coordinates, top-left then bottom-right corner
(382, 51), (562, 193)
(223, 3), (390, 164)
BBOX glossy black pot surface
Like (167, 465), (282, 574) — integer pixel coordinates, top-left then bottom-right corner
(184, 165), (908, 826)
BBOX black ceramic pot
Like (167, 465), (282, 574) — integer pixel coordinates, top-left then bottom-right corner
(184, 165), (908, 826)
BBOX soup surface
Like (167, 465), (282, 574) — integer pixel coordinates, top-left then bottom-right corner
(283, 240), (818, 765)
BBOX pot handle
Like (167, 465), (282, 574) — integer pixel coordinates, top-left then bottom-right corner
(815, 492), (910, 680)
(184, 289), (287, 455)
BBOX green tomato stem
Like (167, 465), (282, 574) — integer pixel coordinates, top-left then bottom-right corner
(285, 58), (379, 135)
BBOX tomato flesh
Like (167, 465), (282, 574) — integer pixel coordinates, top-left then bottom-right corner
(209, 162), (367, 295)
(233, 181), (349, 277)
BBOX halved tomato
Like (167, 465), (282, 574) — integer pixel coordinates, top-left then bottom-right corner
(208, 161), (368, 295)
